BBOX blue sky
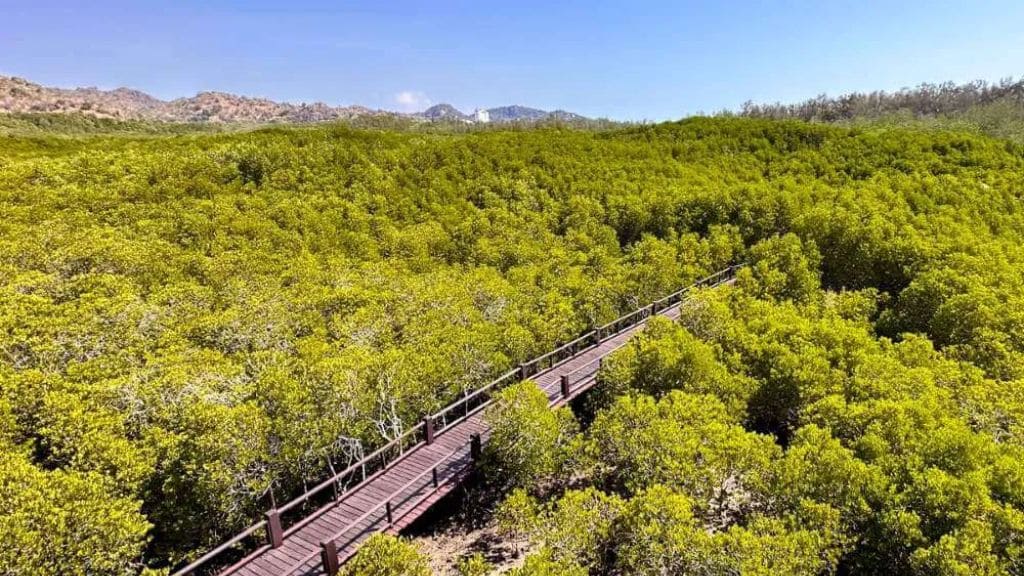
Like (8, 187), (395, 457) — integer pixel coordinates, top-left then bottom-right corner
(2, 0), (1022, 121)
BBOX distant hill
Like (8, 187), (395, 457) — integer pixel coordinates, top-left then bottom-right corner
(486, 105), (548, 122)
(0, 75), (589, 125)
(0, 76), (380, 124)
(418, 103), (470, 121)
(414, 103), (588, 123)
(546, 109), (587, 122)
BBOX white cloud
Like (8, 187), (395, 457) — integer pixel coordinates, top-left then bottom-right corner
(394, 90), (431, 112)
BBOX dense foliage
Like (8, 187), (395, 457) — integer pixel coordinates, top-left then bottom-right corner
(2, 114), (1024, 574)
(487, 245), (1024, 574)
(341, 534), (431, 576)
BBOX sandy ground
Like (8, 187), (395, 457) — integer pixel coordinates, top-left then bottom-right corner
(403, 478), (530, 575)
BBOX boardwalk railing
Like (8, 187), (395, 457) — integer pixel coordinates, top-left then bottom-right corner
(282, 438), (480, 576)
(170, 264), (742, 576)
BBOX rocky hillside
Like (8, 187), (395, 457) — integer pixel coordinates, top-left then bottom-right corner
(0, 76), (380, 123)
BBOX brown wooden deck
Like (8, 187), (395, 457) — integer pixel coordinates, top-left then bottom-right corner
(168, 266), (740, 576)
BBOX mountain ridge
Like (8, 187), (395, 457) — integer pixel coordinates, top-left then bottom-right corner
(0, 75), (586, 125)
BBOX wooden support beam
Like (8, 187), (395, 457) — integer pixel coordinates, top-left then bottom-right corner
(320, 540), (340, 576)
(423, 416), (435, 445)
(385, 501), (393, 525)
(265, 509), (284, 549)
(560, 374), (570, 398)
(470, 434), (482, 461)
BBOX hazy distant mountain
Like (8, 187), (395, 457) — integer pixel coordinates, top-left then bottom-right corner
(486, 105), (549, 122)
(418, 103), (471, 121)
(546, 109), (587, 122)
(413, 103), (588, 123)
(0, 75), (588, 125)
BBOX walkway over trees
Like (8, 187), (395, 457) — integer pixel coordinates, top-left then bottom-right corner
(173, 266), (742, 576)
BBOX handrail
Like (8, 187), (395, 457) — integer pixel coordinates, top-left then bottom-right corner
(527, 329), (598, 369)
(432, 368), (518, 423)
(170, 264), (742, 576)
(169, 423), (425, 576)
(565, 339), (630, 381)
(277, 421), (425, 516)
(429, 368), (520, 434)
(280, 441), (472, 575)
(168, 521), (269, 576)
(555, 322), (643, 400)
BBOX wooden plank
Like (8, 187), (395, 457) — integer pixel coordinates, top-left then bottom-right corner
(254, 550), (300, 574)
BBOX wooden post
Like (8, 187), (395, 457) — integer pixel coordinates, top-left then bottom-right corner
(265, 509), (284, 549)
(518, 363), (528, 379)
(432, 467), (439, 488)
(320, 540), (340, 576)
(470, 433), (482, 461)
(424, 416), (435, 445)
(385, 501), (393, 525)
(560, 374), (570, 398)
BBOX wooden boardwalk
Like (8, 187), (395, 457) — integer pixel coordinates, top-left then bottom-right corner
(168, 267), (740, 576)
(225, 303), (690, 576)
